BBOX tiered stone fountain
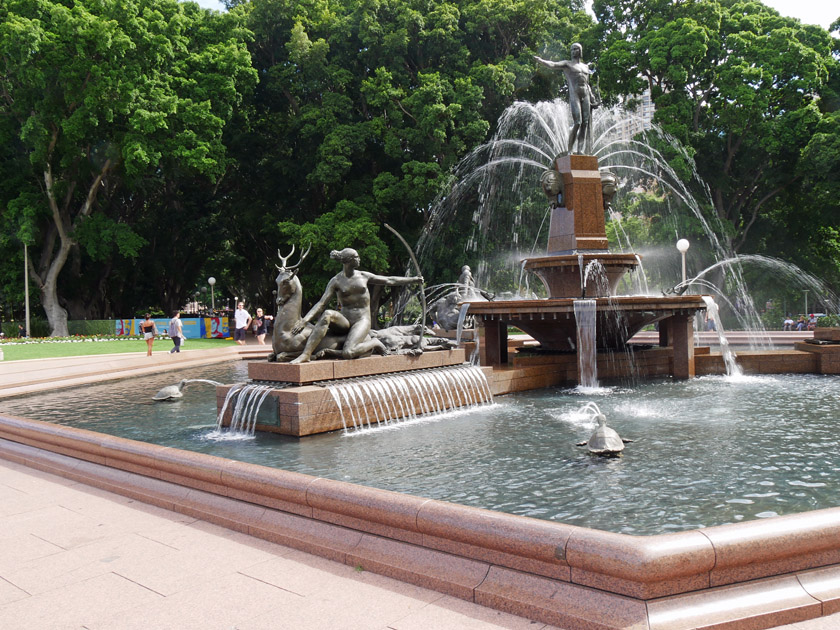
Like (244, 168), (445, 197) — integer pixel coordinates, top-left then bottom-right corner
(468, 153), (709, 381)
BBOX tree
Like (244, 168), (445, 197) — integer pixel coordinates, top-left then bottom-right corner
(0, 0), (255, 334)
(221, 0), (586, 313)
(593, 0), (835, 259)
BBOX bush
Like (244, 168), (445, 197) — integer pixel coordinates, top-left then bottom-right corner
(2, 319), (121, 337)
(67, 320), (116, 336)
(0, 320), (49, 338)
(817, 314), (840, 328)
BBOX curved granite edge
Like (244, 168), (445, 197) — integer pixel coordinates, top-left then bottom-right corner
(0, 413), (838, 630)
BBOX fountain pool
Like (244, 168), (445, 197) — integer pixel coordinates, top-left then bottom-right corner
(2, 360), (838, 536)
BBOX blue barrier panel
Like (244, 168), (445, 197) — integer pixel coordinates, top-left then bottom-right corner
(114, 317), (229, 338)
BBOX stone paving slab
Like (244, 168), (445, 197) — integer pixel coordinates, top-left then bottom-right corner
(0, 459), (561, 630)
(0, 345), (270, 399)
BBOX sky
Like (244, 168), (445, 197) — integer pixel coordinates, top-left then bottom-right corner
(190, 0), (837, 31)
(761, 0), (838, 29)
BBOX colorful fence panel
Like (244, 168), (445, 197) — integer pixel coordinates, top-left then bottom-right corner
(114, 317), (230, 339)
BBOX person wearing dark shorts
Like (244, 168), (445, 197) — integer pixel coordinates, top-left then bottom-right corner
(233, 302), (251, 345)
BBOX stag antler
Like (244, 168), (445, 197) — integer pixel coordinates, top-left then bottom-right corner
(287, 242), (311, 271)
(276, 243), (311, 272)
(276, 244), (296, 271)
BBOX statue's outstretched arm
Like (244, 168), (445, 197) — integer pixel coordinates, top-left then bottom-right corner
(364, 271), (423, 286)
(534, 56), (567, 69)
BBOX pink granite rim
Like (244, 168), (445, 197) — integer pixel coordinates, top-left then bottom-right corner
(2, 411), (840, 599)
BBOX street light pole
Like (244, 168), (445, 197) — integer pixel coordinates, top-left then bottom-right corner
(676, 239), (690, 286)
(24, 243), (31, 337)
(803, 289), (809, 316)
(208, 277), (216, 312)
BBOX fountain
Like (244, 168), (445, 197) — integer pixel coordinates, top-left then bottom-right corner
(467, 150), (708, 383)
(212, 244), (494, 436)
(4, 43), (840, 630)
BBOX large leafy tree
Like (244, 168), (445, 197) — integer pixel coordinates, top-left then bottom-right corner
(0, 0), (255, 334)
(222, 0), (586, 312)
(593, 0), (835, 260)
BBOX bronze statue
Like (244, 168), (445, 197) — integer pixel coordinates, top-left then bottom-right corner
(429, 292), (463, 331)
(535, 43), (600, 155)
(457, 265), (475, 299)
(290, 248), (422, 363)
(268, 245), (344, 362)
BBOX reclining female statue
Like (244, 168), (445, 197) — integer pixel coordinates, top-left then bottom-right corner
(290, 248), (423, 364)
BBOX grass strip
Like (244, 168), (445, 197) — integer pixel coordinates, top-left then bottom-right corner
(0, 338), (237, 361)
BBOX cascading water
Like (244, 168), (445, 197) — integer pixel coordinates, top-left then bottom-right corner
(455, 303), (472, 346)
(574, 300), (598, 388)
(215, 382), (290, 437)
(582, 260), (609, 298)
(701, 296), (743, 377)
(326, 365), (493, 432)
(183, 379), (222, 387)
(415, 99), (809, 342)
(687, 255), (839, 342)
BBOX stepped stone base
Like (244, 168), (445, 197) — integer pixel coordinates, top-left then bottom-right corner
(248, 349), (467, 384)
(794, 341), (840, 374)
(220, 350), (489, 436)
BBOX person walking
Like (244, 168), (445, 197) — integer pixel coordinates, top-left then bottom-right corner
(234, 302), (251, 346)
(140, 314), (158, 356)
(169, 311), (183, 354)
(252, 308), (273, 345)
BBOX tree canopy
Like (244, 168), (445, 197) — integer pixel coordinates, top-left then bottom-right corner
(1, 0), (839, 333)
(0, 0), (255, 333)
(594, 0), (837, 256)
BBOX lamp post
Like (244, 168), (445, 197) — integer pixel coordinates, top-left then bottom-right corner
(24, 243), (31, 337)
(803, 289), (809, 316)
(208, 277), (216, 312)
(676, 239), (690, 286)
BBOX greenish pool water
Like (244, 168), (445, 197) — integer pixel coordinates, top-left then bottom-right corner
(2, 361), (838, 535)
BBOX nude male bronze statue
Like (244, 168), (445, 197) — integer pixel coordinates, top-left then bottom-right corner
(535, 43), (600, 154)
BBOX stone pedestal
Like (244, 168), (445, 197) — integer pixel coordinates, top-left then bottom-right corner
(668, 314), (695, 379)
(547, 155), (609, 254)
(249, 349), (467, 384)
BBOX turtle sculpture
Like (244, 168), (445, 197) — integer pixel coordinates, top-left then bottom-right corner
(576, 413), (632, 457)
(152, 380), (187, 401)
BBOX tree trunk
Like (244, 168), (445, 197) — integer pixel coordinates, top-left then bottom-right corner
(40, 277), (69, 337)
(39, 149), (111, 336)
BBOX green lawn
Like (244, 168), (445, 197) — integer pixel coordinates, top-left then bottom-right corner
(0, 338), (237, 361)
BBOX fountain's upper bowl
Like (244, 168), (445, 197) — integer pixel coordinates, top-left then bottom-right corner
(525, 253), (640, 298)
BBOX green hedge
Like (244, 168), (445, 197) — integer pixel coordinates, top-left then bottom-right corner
(68, 320), (115, 336)
(1, 319), (115, 338)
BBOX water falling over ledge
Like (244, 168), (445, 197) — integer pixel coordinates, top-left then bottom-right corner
(324, 365), (493, 432)
(215, 382), (292, 437)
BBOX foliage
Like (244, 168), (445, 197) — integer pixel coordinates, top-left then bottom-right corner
(817, 314), (840, 328)
(2, 0), (838, 326)
(593, 0), (837, 265)
(0, 0), (255, 335)
(222, 0), (587, 312)
(759, 301), (785, 331)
